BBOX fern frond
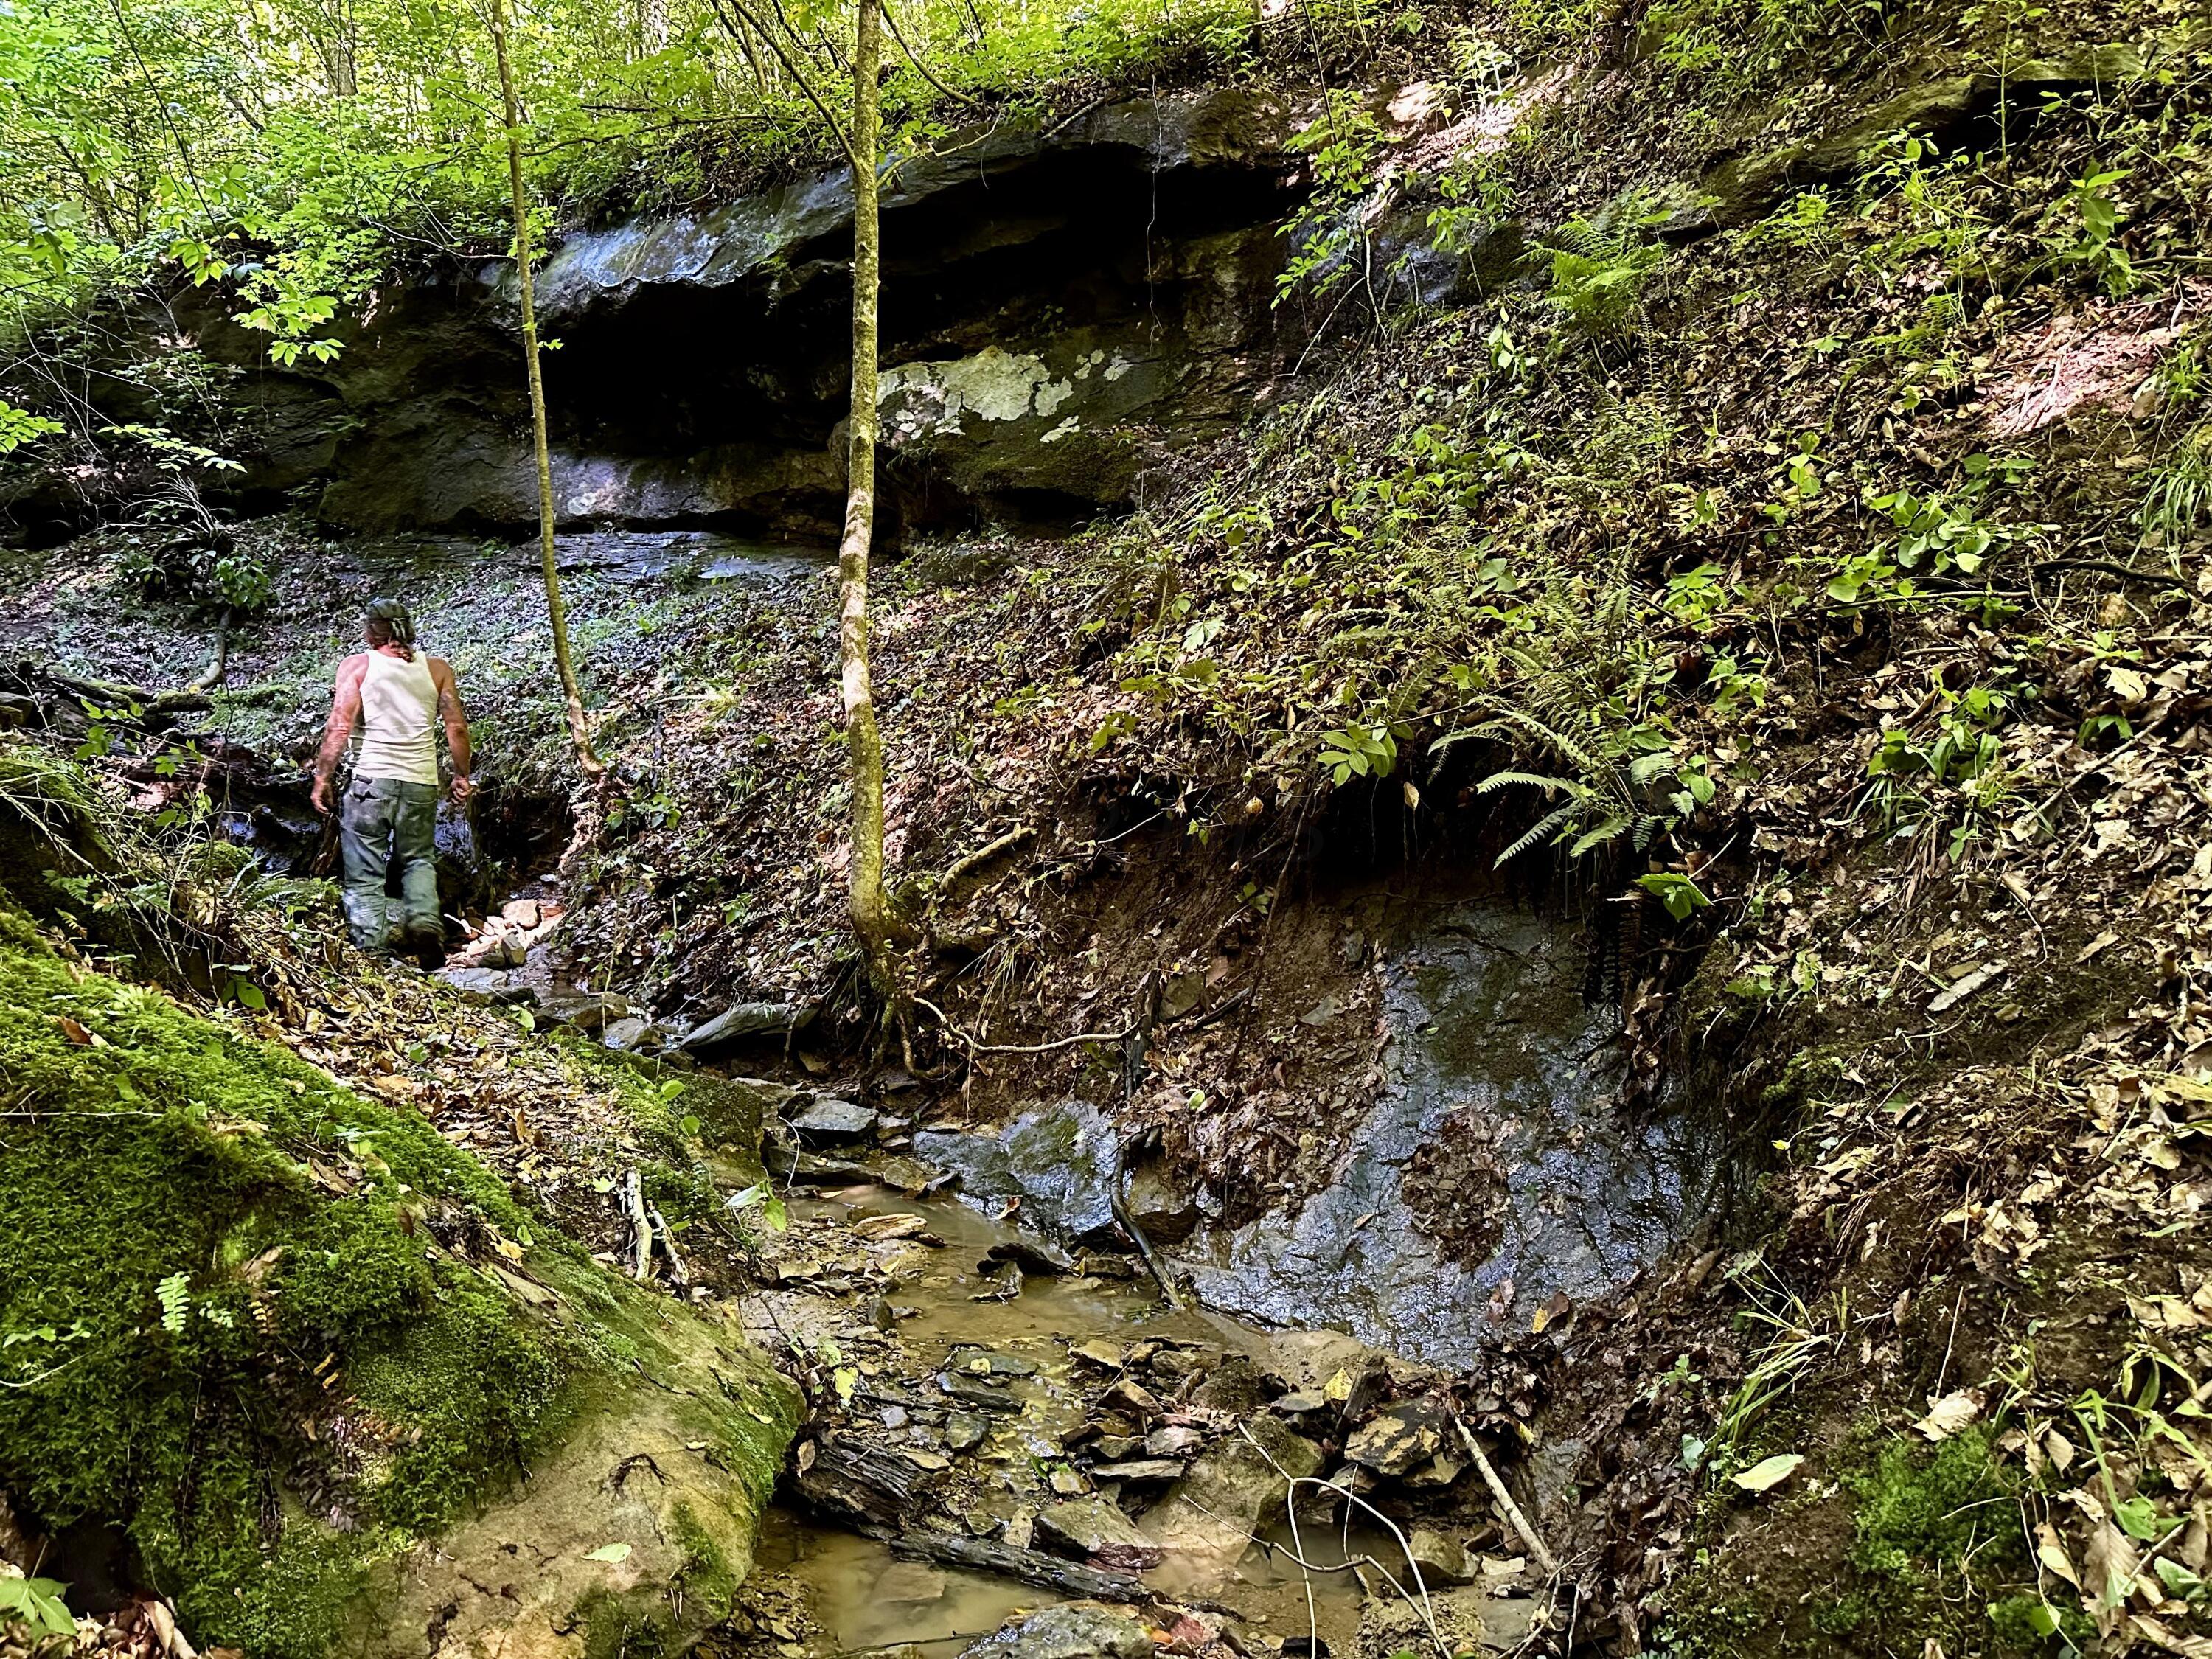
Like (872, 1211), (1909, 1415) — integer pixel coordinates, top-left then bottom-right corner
(1569, 816), (1630, 857)
(1493, 800), (1587, 868)
(1477, 770), (1588, 796)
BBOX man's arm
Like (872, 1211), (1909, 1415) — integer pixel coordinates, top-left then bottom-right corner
(310, 657), (367, 814)
(431, 659), (473, 801)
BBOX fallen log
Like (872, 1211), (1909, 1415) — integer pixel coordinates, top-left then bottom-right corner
(880, 1529), (1147, 1604)
(790, 1435), (939, 1531)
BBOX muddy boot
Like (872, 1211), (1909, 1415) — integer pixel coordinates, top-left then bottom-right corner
(396, 925), (447, 970)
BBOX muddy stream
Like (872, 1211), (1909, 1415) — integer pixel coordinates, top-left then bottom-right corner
(735, 1175), (1404, 1656)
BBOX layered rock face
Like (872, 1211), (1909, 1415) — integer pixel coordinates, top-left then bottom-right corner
(265, 88), (1298, 542)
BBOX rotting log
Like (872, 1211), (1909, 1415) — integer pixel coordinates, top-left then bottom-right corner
(879, 1529), (1148, 1604)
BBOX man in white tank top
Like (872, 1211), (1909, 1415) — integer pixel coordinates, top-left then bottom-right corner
(309, 598), (474, 961)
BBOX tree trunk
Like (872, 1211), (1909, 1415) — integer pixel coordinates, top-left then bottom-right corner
(488, 0), (606, 786)
(639, 0), (669, 55)
(840, 0), (894, 984)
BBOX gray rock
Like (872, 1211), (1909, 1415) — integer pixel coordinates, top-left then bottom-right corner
(945, 1413), (990, 1453)
(1144, 1413), (1323, 1560)
(1184, 902), (1720, 1368)
(958, 1602), (1152, 1659)
(790, 1095), (877, 1145)
(531, 988), (612, 1030)
(601, 1014), (655, 1051)
(680, 1000), (813, 1051)
(914, 1099), (1123, 1249)
(1121, 1152), (1200, 1245)
(439, 966), (531, 1004)
(1345, 1401), (1452, 1477)
(947, 1346), (1039, 1379)
(1032, 1497), (1164, 1572)
(1088, 1458), (1183, 1484)
(1407, 1527), (1471, 1586)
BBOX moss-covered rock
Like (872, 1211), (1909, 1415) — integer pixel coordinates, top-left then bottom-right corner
(0, 866), (798, 1659)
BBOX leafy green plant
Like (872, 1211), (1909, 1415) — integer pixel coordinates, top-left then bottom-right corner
(0, 398), (62, 454)
(1276, 91), (1389, 307)
(0, 1574), (75, 1642)
(1638, 871), (1711, 921)
(1540, 198), (1670, 344)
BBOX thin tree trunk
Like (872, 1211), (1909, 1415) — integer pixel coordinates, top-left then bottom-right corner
(840, 0), (894, 984)
(489, 0), (605, 785)
(639, 0), (669, 54)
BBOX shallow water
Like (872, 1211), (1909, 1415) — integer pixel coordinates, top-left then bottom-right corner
(761, 1182), (1388, 1655)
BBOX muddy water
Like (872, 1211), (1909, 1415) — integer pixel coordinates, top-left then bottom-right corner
(756, 1181), (1389, 1656)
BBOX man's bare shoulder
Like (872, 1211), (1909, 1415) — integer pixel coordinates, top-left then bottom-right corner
(425, 656), (459, 687)
(335, 653), (370, 684)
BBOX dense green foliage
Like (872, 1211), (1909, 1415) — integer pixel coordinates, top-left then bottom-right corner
(0, 0), (1296, 383)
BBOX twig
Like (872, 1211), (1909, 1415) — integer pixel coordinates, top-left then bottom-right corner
(882, 0), (984, 108)
(933, 824), (1036, 895)
(911, 994), (1134, 1054)
(2031, 557), (2191, 590)
(1237, 1424), (1450, 1658)
(1455, 1419), (1561, 1576)
(623, 1167), (653, 1280)
(647, 1203), (690, 1289)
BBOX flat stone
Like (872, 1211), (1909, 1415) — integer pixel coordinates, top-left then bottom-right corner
(939, 1371), (1020, 1413)
(949, 1346), (1039, 1379)
(500, 897), (543, 930)
(1143, 1425), (1204, 1458)
(790, 1096), (877, 1145)
(1407, 1528), (1471, 1586)
(1032, 1498), (1164, 1573)
(532, 987), (611, 1030)
(874, 1153), (938, 1194)
(681, 1000), (813, 1052)
(945, 1413), (990, 1453)
(958, 1602), (1152, 1659)
(1069, 1338), (1124, 1371)
(601, 1015), (655, 1051)
(1088, 1458), (1184, 1484)
(1346, 1400), (1452, 1476)
(439, 966), (531, 1004)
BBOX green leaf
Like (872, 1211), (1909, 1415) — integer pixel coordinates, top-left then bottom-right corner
(582, 1542), (632, 1563)
(0, 1576), (75, 1638)
(1731, 1452), (1804, 1493)
(2114, 1495), (2170, 1541)
(1638, 872), (1711, 922)
(156, 1273), (189, 1334)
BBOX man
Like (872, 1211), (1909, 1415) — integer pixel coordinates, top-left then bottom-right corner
(310, 598), (473, 962)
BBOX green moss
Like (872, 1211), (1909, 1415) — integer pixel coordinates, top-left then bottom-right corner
(1850, 1427), (2025, 1579)
(669, 1502), (740, 1621)
(0, 897), (577, 1658)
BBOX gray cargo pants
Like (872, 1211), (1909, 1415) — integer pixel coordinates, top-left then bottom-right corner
(339, 776), (441, 953)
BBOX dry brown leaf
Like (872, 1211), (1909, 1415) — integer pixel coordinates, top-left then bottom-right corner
(1914, 1389), (1985, 1442)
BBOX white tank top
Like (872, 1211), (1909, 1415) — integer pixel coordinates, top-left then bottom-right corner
(355, 650), (441, 785)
